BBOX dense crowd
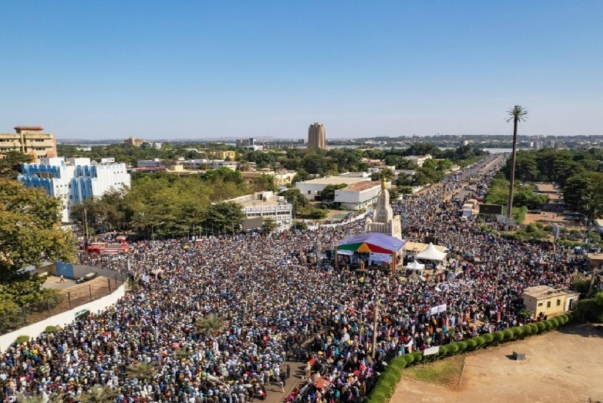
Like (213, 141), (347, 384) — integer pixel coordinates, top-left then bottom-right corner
(0, 154), (588, 403)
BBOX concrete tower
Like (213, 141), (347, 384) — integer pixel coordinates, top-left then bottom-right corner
(308, 122), (326, 149)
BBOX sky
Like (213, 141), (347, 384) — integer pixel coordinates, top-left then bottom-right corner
(1, 1), (602, 140)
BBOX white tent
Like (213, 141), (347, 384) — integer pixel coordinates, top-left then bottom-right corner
(416, 243), (447, 262)
(405, 260), (425, 271)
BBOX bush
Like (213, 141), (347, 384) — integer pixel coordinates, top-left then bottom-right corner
(502, 329), (514, 341)
(466, 339), (477, 350)
(448, 343), (460, 355)
(536, 321), (547, 333)
(492, 331), (504, 343)
(14, 335), (29, 344)
(548, 318), (559, 328)
(368, 390), (387, 403)
(511, 327), (524, 339)
(44, 325), (57, 333)
(482, 333), (494, 344)
(529, 323), (539, 334)
(474, 336), (486, 348)
(437, 345), (449, 357)
(457, 341), (468, 352)
(520, 325), (533, 336)
(389, 356), (406, 370)
(411, 351), (423, 364)
(403, 354), (415, 365)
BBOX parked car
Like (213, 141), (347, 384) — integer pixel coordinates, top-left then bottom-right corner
(76, 272), (98, 284)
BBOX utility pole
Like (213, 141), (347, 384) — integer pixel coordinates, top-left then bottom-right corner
(83, 207), (89, 252)
(372, 295), (379, 359)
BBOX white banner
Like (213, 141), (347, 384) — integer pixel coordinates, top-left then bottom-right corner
(369, 253), (392, 263)
(437, 304), (447, 313)
(429, 306), (438, 316)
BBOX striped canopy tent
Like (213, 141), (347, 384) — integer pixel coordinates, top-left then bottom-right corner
(338, 233), (405, 253)
(336, 233), (405, 271)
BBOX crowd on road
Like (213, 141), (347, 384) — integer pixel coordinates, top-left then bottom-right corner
(0, 154), (588, 403)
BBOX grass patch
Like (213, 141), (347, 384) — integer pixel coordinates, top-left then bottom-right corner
(403, 355), (465, 389)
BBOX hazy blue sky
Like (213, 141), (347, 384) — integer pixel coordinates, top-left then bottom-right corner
(1, 1), (602, 139)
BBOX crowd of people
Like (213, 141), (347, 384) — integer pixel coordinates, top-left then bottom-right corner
(0, 154), (588, 403)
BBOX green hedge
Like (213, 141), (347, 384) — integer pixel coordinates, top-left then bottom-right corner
(367, 315), (573, 402)
(14, 335), (29, 344)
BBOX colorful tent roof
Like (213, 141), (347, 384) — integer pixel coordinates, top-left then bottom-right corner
(338, 233), (405, 254)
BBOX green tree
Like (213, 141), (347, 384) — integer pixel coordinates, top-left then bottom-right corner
(0, 152), (33, 180)
(203, 202), (245, 234)
(80, 386), (118, 403)
(126, 362), (158, 382)
(0, 181), (75, 315)
(195, 313), (226, 335)
(252, 174), (277, 192)
(261, 218), (277, 233)
(563, 172), (603, 219)
(320, 184), (348, 202)
(506, 105), (528, 222)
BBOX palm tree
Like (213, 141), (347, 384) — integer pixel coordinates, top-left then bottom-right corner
(194, 313), (226, 335)
(505, 105), (528, 224)
(126, 361), (158, 382)
(80, 386), (118, 403)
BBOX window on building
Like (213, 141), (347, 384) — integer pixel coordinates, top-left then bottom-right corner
(538, 302), (543, 307)
(547, 301), (551, 308)
(557, 299), (561, 306)
(308, 191), (311, 195)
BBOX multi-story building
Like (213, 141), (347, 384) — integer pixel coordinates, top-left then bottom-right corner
(308, 122), (326, 149)
(18, 157), (130, 223)
(141, 141), (162, 149)
(137, 159), (164, 168)
(236, 138), (263, 151)
(0, 126), (57, 160)
(295, 176), (370, 201)
(211, 150), (236, 160)
(227, 191), (293, 231)
(123, 137), (145, 147)
(404, 154), (432, 167)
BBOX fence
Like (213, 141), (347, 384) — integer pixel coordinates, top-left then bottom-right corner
(0, 273), (127, 336)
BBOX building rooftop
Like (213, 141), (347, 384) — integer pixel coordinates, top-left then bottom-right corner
(15, 126), (44, 131)
(523, 285), (568, 299)
(229, 193), (290, 208)
(298, 176), (369, 186)
(339, 181), (382, 192)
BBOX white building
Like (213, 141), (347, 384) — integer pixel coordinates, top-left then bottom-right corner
(18, 157), (130, 223)
(209, 160), (238, 170)
(404, 155), (432, 167)
(141, 141), (162, 149)
(137, 159), (163, 168)
(334, 181), (384, 210)
(227, 191), (293, 231)
(295, 176), (370, 201)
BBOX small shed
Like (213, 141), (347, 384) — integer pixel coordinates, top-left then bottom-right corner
(523, 286), (579, 318)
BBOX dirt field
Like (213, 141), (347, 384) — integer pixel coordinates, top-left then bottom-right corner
(393, 325), (603, 403)
(523, 211), (582, 229)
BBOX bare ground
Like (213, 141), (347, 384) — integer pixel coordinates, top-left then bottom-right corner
(393, 325), (603, 403)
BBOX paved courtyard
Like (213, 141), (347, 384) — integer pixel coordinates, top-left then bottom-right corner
(393, 325), (603, 403)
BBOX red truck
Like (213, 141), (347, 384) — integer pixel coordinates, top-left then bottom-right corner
(87, 242), (129, 255)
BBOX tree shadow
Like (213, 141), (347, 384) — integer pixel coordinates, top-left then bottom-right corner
(557, 323), (603, 339)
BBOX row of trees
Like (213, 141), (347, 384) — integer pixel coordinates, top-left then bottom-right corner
(498, 147), (603, 219)
(71, 170), (251, 237)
